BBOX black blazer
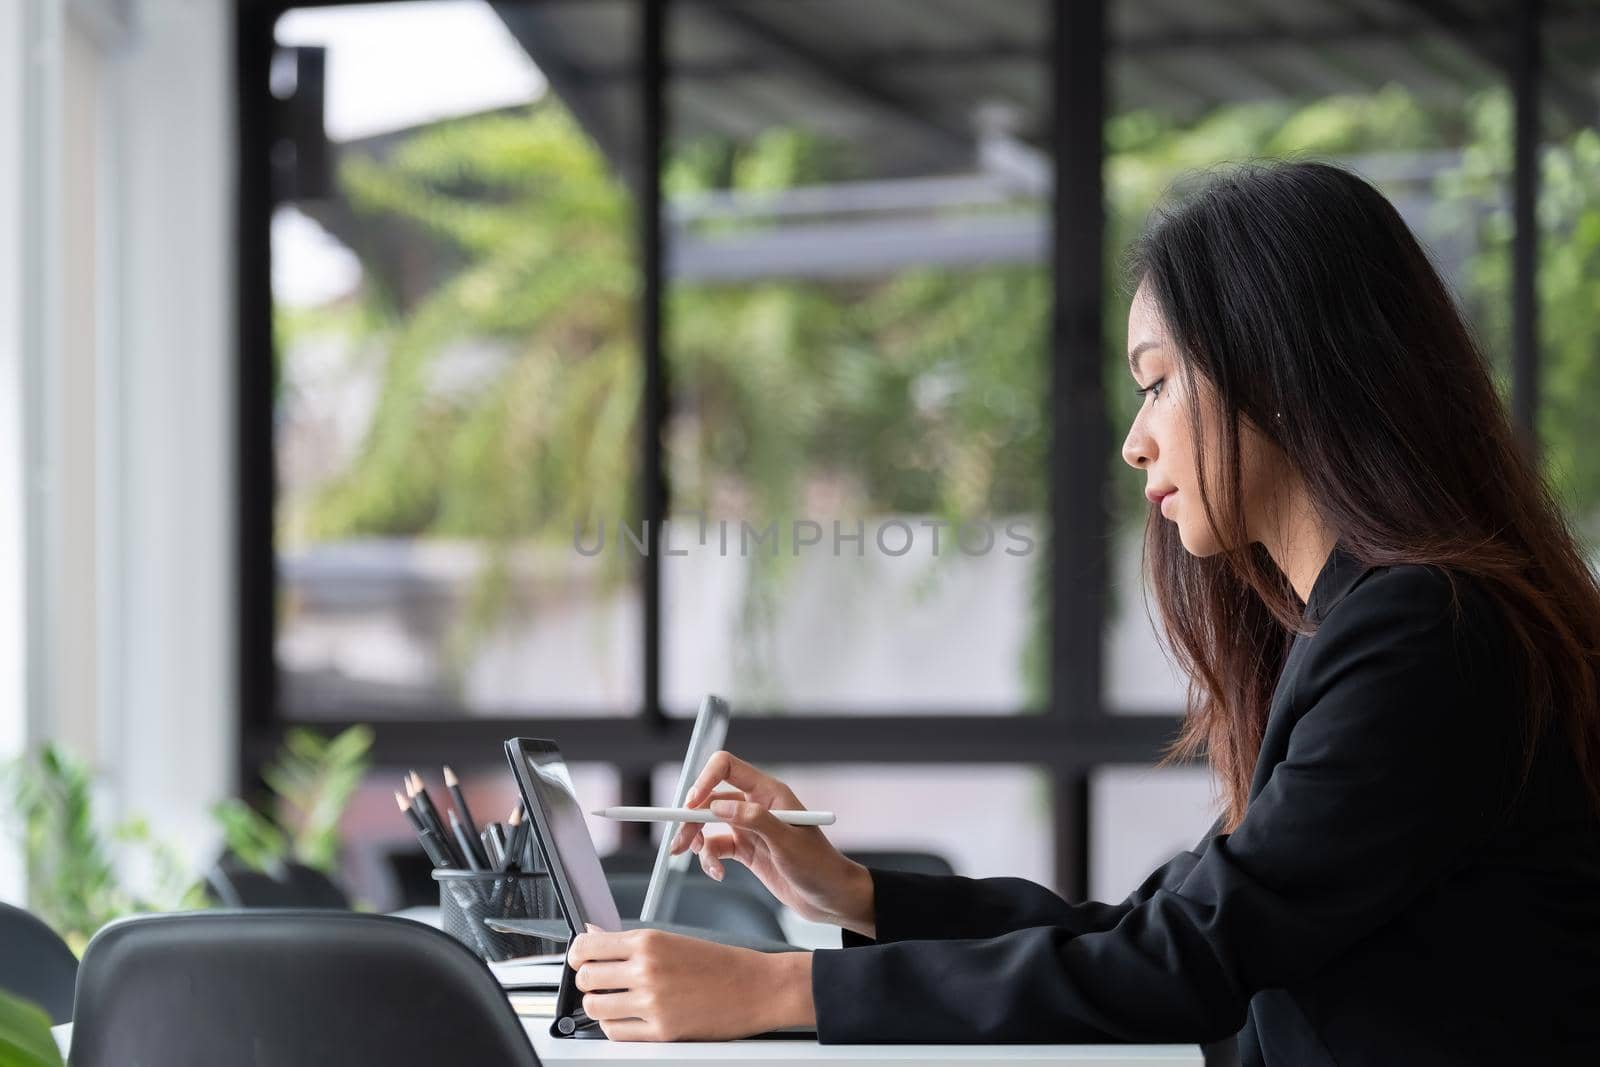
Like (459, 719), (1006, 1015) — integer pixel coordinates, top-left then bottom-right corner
(810, 539), (1600, 1065)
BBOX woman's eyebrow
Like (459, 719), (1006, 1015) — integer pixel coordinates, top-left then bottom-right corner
(1129, 340), (1159, 377)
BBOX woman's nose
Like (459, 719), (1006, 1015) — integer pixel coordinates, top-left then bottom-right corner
(1122, 423), (1152, 470)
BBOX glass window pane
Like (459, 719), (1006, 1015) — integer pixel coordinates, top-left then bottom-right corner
(271, 1), (642, 719)
(1089, 764), (1216, 904)
(660, 0), (1052, 715)
(1105, 24), (1513, 713)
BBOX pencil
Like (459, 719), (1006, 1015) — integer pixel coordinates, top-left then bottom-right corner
(502, 804), (528, 872)
(409, 770), (464, 867)
(396, 792), (454, 869)
(443, 765), (489, 868)
(449, 809), (485, 872)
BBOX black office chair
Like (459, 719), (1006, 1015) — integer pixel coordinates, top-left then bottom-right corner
(1203, 1034), (1243, 1067)
(607, 872), (788, 943)
(844, 849), (955, 877)
(0, 902), (78, 1024)
(69, 910), (540, 1067)
(383, 845), (442, 909)
(204, 858), (351, 909)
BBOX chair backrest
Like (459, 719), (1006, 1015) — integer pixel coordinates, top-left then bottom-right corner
(70, 910), (540, 1067)
(0, 902), (78, 1024)
(204, 859), (351, 909)
(607, 872), (787, 942)
(844, 849), (955, 877)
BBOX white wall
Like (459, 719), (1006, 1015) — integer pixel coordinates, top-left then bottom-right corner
(0, 0), (237, 902)
(104, 0), (237, 865)
(0, 0), (35, 904)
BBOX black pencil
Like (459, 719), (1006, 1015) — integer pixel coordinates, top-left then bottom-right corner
(449, 809), (484, 872)
(408, 770), (463, 867)
(443, 765), (489, 868)
(394, 791), (425, 834)
(396, 792), (454, 869)
(503, 803), (529, 873)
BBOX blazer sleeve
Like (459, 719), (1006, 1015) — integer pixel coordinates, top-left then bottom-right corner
(838, 815), (1225, 949)
(811, 566), (1520, 1044)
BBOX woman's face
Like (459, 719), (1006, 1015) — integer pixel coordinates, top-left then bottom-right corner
(1120, 280), (1282, 556)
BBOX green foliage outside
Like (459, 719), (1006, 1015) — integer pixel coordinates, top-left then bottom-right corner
(0, 990), (63, 1067)
(2, 745), (205, 955)
(2, 727), (371, 954)
(279, 84), (1600, 705)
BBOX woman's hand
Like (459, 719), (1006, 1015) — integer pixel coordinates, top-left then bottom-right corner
(567, 926), (814, 1041)
(668, 751), (875, 937)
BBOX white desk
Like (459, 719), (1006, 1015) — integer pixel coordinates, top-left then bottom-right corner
(53, 1019), (1202, 1066)
(525, 1025), (1201, 1066)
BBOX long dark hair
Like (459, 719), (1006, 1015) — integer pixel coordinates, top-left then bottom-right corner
(1129, 160), (1600, 832)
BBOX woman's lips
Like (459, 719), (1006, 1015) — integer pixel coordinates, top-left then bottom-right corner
(1160, 490), (1178, 517)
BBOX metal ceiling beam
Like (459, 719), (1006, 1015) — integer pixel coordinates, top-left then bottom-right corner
(669, 214), (1046, 282)
(1392, 0), (1594, 128)
(623, 13), (1599, 80)
(1136, 0), (1309, 104)
(687, 1), (974, 167)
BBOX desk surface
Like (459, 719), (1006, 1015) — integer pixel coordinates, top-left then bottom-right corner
(54, 1020), (1203, 1066)
(526, 1026), (1202, 1066)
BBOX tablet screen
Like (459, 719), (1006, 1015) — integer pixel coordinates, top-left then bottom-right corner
(504, 738), (622, 934)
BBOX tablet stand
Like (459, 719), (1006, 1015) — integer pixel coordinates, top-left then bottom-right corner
(551, 959), (606, 1039)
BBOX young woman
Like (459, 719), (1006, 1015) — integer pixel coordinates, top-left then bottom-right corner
(565, 161), (1600, 1064)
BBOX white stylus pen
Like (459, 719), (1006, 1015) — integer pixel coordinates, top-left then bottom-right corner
(590, 805), (836, 827)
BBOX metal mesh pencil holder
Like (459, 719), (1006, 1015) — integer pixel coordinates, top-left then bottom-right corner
(433, 868), (564, 961)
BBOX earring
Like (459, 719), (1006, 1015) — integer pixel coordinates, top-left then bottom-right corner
(1275, 411), (1282, 420)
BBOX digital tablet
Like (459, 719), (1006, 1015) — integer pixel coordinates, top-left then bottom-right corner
(503, 738), (621, 936)
(639, 693), (731, 922)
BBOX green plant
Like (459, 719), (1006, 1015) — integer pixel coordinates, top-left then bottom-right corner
(211, 724), (374, 875)
(0, 990), (64, 1067)
(2, 745), (204, 955)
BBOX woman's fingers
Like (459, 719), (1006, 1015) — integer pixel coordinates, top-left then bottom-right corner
(598, 1017), (656, 1041)
(696, 829), (740, 881)
(567, 928), (632, 967)
(707, 797), (789, 839)
(697, 825), (777, 881)
(669, 790), (746, 854)
(573, 960), (631, 993)
(581, 990), (639, 1022)
(681, 751), (782, 810)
